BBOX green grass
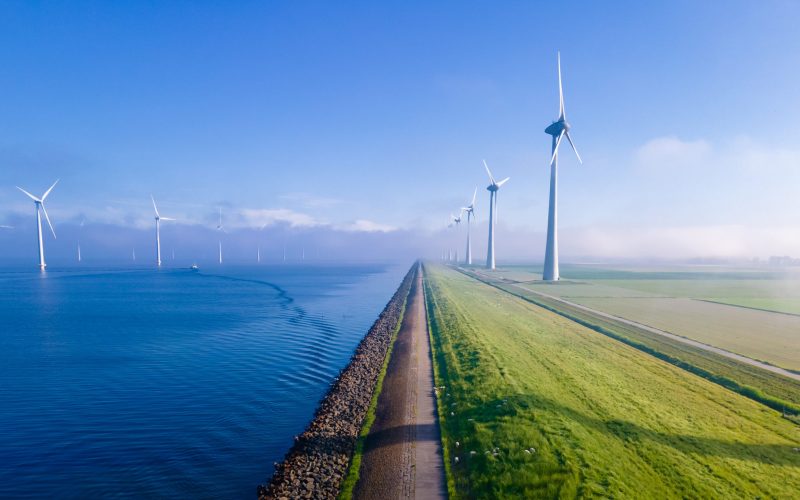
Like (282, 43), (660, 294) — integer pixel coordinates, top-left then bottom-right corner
(469, 270), (800, 410)
(562, 296), (800, 372)
(483, 267), (800, 372)
(338, 286), (411, 499)
(702, 297), (800, 316)
(425, 263), (800, 498)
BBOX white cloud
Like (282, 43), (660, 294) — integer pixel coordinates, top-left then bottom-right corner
(563, 224), (800, 259)
(337, 219), (398, 233)
(239, 208), (320, 228)
(633, 136), (712, 172)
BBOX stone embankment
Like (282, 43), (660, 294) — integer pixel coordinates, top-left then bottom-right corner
(258, 262), (418, 500)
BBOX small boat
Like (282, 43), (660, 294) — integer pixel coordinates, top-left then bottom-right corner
(190, 263), (199, 271)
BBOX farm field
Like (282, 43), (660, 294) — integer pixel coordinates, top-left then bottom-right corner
(560, 296), (800, 372)
(424, 264), (800, 499)
(483, 266), (800, 371)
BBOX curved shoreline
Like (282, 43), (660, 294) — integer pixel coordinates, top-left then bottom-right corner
(258, 262), (418, 500)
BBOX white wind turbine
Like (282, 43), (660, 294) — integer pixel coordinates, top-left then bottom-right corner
(151, 195), (175, 267)
(542, 52), (582, 281)
(258, 223), (267, 263)
(17, 180), (59, 270)
(461, 188), (477, 265)
(450, 211), (463, 263)
(483, 160), (510, 270)
(77, 218), (86, 263)
(216, 208), (226, 264)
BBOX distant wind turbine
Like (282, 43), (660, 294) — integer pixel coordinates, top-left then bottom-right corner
(451, 211), (463, 263)
(16, 180), (58, 270)
(258, 223), (267, 264)
(542, 52), (582, 281)
(461, 188), (477, 265)
(216, 208), (225, 264)
(483, 160), (510, 270)
(132, 247), (136, 262)
(77, 218), (84, 263)
(151, 195), (175, 267)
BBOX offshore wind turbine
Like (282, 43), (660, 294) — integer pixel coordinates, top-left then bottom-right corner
(16, 180), (58, 270)
(542, 52), (582, 281)
(216, 208), (226, 264)
(151, 195), (175, 267)
(77, 218), (85, 263)
(461, 188), (477, 265)
(483, 160), (510, 270)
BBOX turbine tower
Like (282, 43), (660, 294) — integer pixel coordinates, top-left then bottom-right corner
(16, 180), (58, 270)
(543, 52), (582, 281)
(77, 218), (84, 263)
(462, 188), (477, 265)
(216, 208), (226, 264)
(451, 211), (462, 264)
(483, 160), (510, 270)
(151, 195), (175, 267)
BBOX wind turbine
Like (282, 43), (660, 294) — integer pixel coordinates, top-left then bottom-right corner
(542, 52), (582, 281)
(216, 207), (225, 264)
(483, 160), (510, 270)
(258, 223), (267, 264)
(151, 195), (175, 267)
(16, 180), (58, 270)
(461, 188), (477, 265)
(77, 218), (84, 263)
(450, 211), (462, 263)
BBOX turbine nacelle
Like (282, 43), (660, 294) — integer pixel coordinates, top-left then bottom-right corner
(545, 119), (570, 137)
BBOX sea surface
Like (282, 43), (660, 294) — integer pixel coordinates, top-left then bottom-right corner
(0, 263), (409, 499)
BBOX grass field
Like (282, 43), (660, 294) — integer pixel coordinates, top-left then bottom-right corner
(564, 296), (800, 372)
(485, 266), (800, 372)
(425, 264), (800, 498)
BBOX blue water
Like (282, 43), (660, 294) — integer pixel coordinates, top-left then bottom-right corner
(0, 263), (408, 499)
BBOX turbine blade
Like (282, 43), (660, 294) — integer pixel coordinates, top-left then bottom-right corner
(565, 132), (582, 164)
(41, 179), (59, 200)
(41, 203), (56, 239)
(558, 52), (565, 119)
(160, 217), (176, 221)
(151, 195), (160, 218)
(496, 176), (510, 187)
(472, 187), (477, 206)
(16, 186), (40, 202)
(550, 131), (565, 166)
(483, 159), (495, 184)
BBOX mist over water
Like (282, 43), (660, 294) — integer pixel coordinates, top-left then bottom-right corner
(0, 263), (408, 498)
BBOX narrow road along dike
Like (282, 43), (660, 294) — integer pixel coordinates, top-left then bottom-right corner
(353, 267), (447, 499)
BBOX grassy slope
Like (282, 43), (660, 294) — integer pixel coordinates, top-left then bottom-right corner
(472, 271), (800, 414)
(425, 264), (800, 499)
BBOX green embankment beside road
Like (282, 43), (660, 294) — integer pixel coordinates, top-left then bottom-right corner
(467, 269), (800, 413)
(424, 263), (800, 498)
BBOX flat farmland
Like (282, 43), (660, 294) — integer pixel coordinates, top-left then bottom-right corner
(601, 279), (800, 315)
(565, 296), (800, 372)
(424, 264), (800, 498)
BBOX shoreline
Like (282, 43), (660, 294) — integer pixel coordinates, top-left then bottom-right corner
(258, 262), (418, 499)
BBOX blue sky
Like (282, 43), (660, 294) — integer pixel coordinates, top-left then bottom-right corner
(1, 1), (799, 263)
